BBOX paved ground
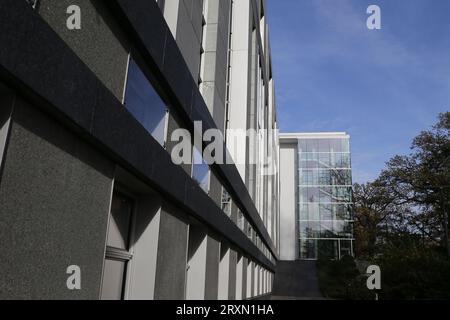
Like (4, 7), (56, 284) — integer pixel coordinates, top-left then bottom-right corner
(270, 260), (324, 300)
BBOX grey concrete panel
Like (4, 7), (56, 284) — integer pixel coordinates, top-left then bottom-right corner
(204, 235), (220, 300)
(241, 257), (248, 299)
(228, 250), (237, 300)
(114, 0), (168, 70)
(154, 204), (189, 300)
(208, 171), (221, 208)
(175, 0), (202, 80)
(38, 0), (130, 100)
(0, 100), (114, 299)
(212, 92), (225, 134)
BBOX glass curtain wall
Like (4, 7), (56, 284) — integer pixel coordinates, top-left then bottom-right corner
(298, 137), (354, 260)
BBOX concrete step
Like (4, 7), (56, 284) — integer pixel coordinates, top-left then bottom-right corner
(271, 260), (323, 299)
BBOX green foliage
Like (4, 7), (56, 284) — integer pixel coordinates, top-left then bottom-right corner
(317, 256), (373, 300)
(335, 112), (450, 299)
(374, 235), (450, 300)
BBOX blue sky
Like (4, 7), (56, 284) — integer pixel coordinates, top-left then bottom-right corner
(267, 0), (450, 183)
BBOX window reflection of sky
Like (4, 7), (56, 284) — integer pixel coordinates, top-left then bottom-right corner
(124, 58), (167, 146)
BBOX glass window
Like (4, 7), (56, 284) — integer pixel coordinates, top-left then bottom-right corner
(341, 153), (351, 168)
(299, 187), (308, 202)
(341, 139), (350, 153)
(330, 169), (349, 185)
(106, 192), (134, 250)
(300, 151), (308, 161)
(309, 203), (320, 220)
(124, 58), (167, 147)
(300, 239), (317, 259)
(300, 169), (309, 185)
(299, 204), (309, 220)
(101, 259), (127, 300)
(192, 146), (210, 193)
(306, 139), (319, 153)
(221, 188), (232, 217)
(319, 203), (333, 220)
(308, 221), (321, 238)
(318, 170), (331, 185)
(339, 240), (353, 258)
(332, 153), (343, 168)
(247, 224), (253, 239)
(318, 240), (339, 260)
(335, 204), (352, 220)
(101, 191), (135, 300)
(329, 139), (342, 153)
(332, 186), (352, 202)
(319, 187), (332, 203)
(318, 153), (330, 168)
(307, 187), (319, 202)
(298, 139), (307, 153)
(320, 221), (334, 238)
(317, 139), (330, 152)
(237, 210), (244, 231)
(299, 221), (308, 238)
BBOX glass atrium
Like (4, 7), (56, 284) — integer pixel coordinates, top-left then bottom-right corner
(297, 136), (354, 260)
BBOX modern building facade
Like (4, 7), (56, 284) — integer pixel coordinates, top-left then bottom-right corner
(0, 0), (280, 299)
(279, 133), (354, 261)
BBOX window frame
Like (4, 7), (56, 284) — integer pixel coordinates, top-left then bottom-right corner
(101, 187), (138, 300)
(122, 53), (169, 149)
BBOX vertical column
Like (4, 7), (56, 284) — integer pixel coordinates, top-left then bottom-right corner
(262, 270), (266, 294)
(128, 196), (161, 300)
(218, 244), (230, 299)
(154, 204), (189, 300)
(235, 255), (243, 300)
(246, 260), (254, 298)
(228, 249), (237, 300)
(227, 0), (252, 181)
(186, 225), (208, 300)
(253, 264), (259, 296)
(204, 236), (220, 299)
(241, 257), (248, 299)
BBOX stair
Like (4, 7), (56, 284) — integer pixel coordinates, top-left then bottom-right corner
(271, 260), (324, 299)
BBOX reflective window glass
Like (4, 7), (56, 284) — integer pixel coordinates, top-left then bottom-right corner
(107, 192), (134, 250)
(329, 139), (342, 153)
(101, 259), (126, 300)
(318, 240), (339, 260)
(299, 187), (308, 202)
(320, 221), (334, 238)
(299, 204), (309, 220)
(307, 187), (319, 202)
(300, 239), (316, 259)
(309, 203), (320, 220)
(317, 139), (330, 152)
(320, 204), (333, 220)
(192, 147), (210, 193)
(124, 58), (167, 147)
(318, 153), (330, 168)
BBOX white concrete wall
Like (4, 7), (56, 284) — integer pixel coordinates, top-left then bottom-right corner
(246, 261), (253, 298)
(186, 227), (208, 300)
(218, 245), (230, 299)
(227, 0), (251, 181)
(127, 197), (161, 300)
(235, 255), (243, 299)
(279, 144), (297, 260)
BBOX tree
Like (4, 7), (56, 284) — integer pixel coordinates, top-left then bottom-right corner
(380, 112), (450, 258)
(353, 180), (394, 257)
